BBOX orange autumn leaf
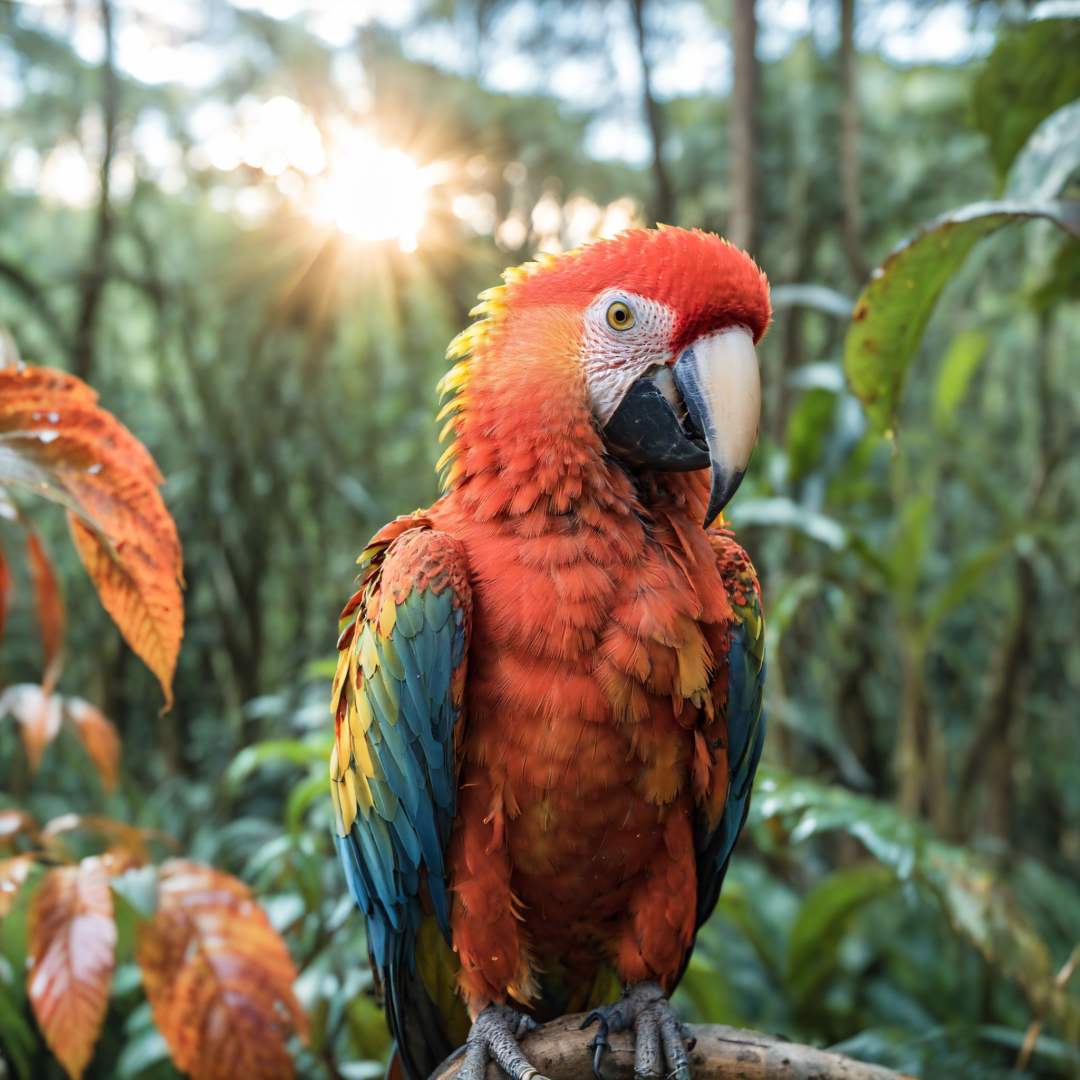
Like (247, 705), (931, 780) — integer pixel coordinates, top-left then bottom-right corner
(137, 860), (308, 1080)
(63, 697), (120, 793)
(0, 683), (62, 774)
(27, 858), (116, 1080)
(69, 513), (182, 710)
(25, 528), (65, 691)
(0, 363), (183, 707)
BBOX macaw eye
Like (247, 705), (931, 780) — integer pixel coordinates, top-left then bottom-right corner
(605, 300), (635, 331)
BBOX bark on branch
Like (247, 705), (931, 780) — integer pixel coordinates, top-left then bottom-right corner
(432, 1014), (909, 1080)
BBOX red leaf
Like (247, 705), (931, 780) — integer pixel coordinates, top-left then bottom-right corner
(25, 528), (65, 691)
(27, 858), (116, 1079)
(137, 860), (308, 1080)
(62, 698), (120, 793)
(0, 364), (184, 706)
(0, 684), (62, 774)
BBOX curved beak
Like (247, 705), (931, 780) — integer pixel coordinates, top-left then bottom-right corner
(602, 326), (760, 527)
(674, 327), (760, 526)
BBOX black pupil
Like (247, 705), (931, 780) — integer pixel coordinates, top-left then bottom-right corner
(614, 308), (626, 321)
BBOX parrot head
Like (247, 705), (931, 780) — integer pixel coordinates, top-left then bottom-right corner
(442, 226), (770, 525)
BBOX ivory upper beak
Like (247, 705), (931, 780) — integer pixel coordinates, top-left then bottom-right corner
(672, 327), (760, 525)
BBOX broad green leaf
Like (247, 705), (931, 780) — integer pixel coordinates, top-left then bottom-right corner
(932, 331), (989, 430)
(1030, 233), (1080, 310)
(770, 284), (854, 319)
(225, 736), (331, 788)
(0, 859), (40, 1004)
(0, 974), (36, 1080)
(754, 769), (1080, 1037)
(972, 16), (1080, 181)
(729, 496), (848, 550)
(789, 362), (846, 393)
(786, 864), (896, 1009)
(110, 865), (160, 922)
(114, 1025), (172, 1079)
(785, 388), (837, 484)
(844, 200), (1080, 431)
(979, 1023), (1080, 1073)
(1006, 100), (1080, 201)
(676, 953), (741, 1027)
(763, 575), (823, 651)
(286, 772), (328, 834)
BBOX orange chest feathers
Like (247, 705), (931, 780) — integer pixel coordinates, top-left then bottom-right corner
(440, 499), (733, 901)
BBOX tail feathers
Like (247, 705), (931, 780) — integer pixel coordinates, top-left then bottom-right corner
(386, 948), (457, 1080)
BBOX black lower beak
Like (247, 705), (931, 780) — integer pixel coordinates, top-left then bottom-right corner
(602, 376), (710, 472)
(603, 334), (757, 527)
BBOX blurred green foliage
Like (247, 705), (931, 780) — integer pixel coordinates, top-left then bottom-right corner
(1, 1), (1078, 1078)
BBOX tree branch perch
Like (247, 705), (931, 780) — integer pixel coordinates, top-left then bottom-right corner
(432, 1015), (910, 1080)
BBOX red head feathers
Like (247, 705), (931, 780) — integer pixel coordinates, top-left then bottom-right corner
(508, 227), (771, 353)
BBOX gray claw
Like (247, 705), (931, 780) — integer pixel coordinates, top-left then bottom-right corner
(458, 1004), (550, 1080)
(581, 982), (693, 1080)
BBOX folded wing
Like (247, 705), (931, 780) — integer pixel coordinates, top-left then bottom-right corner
(330, 516), (471, 1077)
(694, 529), (766, 926)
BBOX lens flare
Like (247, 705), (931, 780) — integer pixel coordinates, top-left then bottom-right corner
(308, 133), (431, 252)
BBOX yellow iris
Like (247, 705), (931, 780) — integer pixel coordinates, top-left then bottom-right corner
(606, 300), (635, 331)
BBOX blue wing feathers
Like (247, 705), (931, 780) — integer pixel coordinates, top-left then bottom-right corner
(333, 525), (469, 993)
(693, 572), (767, 928)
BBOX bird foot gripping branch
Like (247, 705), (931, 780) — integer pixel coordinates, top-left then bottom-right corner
(457, 1004), (551, 1080)
(582, 982), (694, 1080)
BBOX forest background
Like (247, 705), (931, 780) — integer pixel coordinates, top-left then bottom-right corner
(1, 0), (1079, 1077)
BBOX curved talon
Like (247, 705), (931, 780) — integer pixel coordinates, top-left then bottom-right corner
(589, 1015), (611, 1080)
(582, 983), (693, 1080)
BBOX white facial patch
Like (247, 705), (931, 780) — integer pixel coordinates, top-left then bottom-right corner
(581, 290), (676, 426)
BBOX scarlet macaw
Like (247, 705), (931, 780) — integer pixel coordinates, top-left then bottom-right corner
(331, 227), (768, 1080)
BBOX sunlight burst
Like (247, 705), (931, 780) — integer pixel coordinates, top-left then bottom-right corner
(308, 133), (433, 252)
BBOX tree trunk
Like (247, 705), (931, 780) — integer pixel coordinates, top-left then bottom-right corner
(432, 1014), (910, 1080)
(71, 0), (118, 382)
(629, 0), (675, 224)
(839, 0), (867, 283)
(728, 0), (759, 252)
(895, 630), (947, 831)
